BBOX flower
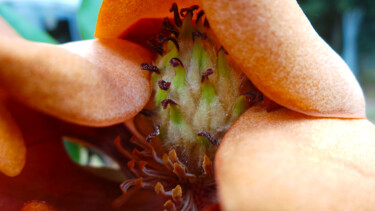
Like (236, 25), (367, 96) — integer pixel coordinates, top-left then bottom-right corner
(1, 0), (375, 210)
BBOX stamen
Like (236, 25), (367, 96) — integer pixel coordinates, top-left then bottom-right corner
(146, 124), (160, 142)
(161, 98), (178, 109)
(162, 18), (179, 37)
(172, 185), (183, 203)
(197, 131), (217, 145)
(173, 163), (197, 182)
(201, 68), (214, 83)
(155, 182), (169, 196)
(219, 46), (229, 55)
(168, 149), (179, 163)
(203, 155), (213, 176)
(157, 34), (180, 51)
(242, 91), (263, 103)
(169, 57), (184, 67)
(141, 63), (160, 74)
(196, 10), (205, 23)
(204, 18), (210, 28)
(192, 31), (207, 41)
(147, 38), (164, 55)
(140, 109), (153, 117)
(163, 154), (174, 171)
(158, 80), (171, 91)
(180, 5), (199, 17)
(169, 3), (182, 27)
(164, 200), (177, 211)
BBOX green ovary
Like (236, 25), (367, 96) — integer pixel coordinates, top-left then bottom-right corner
(146, 8), (253, 166)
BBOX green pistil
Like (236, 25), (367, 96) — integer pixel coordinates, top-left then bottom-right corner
(232, 95), (246, 121)
(171, 60), (186, 91)
(161, 47), (178, 70)
(201, 80), (217, 105)
(144, 5), (256, 159)
(192, 38), (203, 71)
(197, 135), (210, 148)
(155, 88), (168, 108)
(180, 12), (194, 40)
(217, 49), (231, 78)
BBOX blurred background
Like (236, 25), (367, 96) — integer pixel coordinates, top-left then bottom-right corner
(0, 0), (375, 165)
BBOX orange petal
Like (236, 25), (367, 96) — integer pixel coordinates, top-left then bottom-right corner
(0, 16), (21, 39)
(21, 201), (56, 211)
(95, 0), (201, 38)
(0, 38), (152, 126)
(202, 0), (365, 118)
(216, 106), (375, 210)
(0, 103), (25, 177)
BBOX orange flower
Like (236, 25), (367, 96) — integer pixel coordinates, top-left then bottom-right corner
(1, 0), (375, 210)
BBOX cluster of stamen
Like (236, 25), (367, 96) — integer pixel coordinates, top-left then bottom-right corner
(116, 3), (262, 210)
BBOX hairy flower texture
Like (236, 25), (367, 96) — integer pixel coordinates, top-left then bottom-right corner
(1, 0), (375, 210)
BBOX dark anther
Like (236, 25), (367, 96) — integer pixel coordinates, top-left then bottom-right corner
(161, 99), (177, 109)
(180, 5), (199, 17)
(147, 38), (164, 55)
(169, 3), (182, 27)
(196, 10), (205, 23)
(141, 63), (160, 74)
(140, 109), (153, 117)
(192, 31), (207, 41)
(169, 57), (184, 67)
(162, 18), (179, 37)
(219, 46), (229, 55)
(204, 18), (210, 28)
(157, 34), (180, 51)
(201, 69), (214, 83)
(198, 131), (217, 145)
(242, 92), (263, 103)
(146, 124), (160, 142)
(158, 80), (171, 91)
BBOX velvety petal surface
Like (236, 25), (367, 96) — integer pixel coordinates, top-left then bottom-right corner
(95, 0), (200, 38)
(0, 103), (25, 177)
(216, 105), (375, 210)
(0, 38), (152, 126)
(202, 0), (365, 118)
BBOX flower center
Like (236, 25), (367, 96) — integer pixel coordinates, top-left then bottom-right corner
(116, 4), (261, 210)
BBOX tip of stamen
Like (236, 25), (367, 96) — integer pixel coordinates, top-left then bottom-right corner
(201, 69), (214, 83)
(140, 109), (153, 117)
(169, 57), (184, 67)
(219, 46), (229, 55)
(161, 98), (178, 109)
(204, 18), (210, 28)
(192, 31), (207, 41)
(146, 124), (160, 142)
(196, 10), (205, 23)
(162, 18), (180, 37)
(198, 131), (217, 145)
(158, 80), (171, 91)
(158, 34), (180, 51)
(180, 5), (199, 17)
(141, 63), (160, 74)
(147, 38), (164, 55)
(170, 3), (182, 27)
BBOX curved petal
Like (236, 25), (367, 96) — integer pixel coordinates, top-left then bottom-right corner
(216, 105), (375, 210)
(0, 103), (25, 177)
(0, 38), (152, 126)
(202, 0), (365, 118)
(95, 0), (201, 38)
(0, 16), (21, 39)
